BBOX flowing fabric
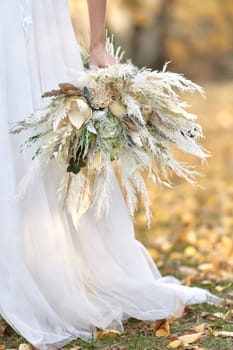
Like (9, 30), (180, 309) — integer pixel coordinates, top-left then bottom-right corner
(0, 1), (219, 349)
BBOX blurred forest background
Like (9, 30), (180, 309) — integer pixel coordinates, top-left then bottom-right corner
(68, 0), (233, 282)
(69, 0), (233, 80)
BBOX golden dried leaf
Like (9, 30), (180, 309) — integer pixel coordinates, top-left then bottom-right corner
(96, 329), (120, 339)
(156, 328), (170, 337)
(167, 339), (182, 348)
(151, 319), (164, 330)
(155, 319), (170, 337)
(212, 312), (225, 319)
(0, 345), (6, 350)
(225, 309), (233, 319)
(185, 323), (206, 334)
(178, 332), (202, 345)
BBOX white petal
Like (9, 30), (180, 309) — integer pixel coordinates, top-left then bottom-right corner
(68, 110), (86, 129)
(92, 109), (108, 121)
(87, 123), (97, 134)
(68, 98), (92, 129)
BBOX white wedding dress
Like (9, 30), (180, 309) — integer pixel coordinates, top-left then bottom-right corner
(0, 1), (219, 349)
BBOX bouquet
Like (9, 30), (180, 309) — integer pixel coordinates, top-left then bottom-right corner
(10, 41), (208, 228)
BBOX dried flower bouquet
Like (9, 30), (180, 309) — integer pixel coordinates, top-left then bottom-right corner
(10, 45), (208, 228)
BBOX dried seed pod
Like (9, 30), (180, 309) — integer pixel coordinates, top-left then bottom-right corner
(66, 89), (81, 97)
(109, 101), (127, 118)
(42, 89), (63, 98)
(42, 83), (82, 98)
(59, 83), (80, 92)
(88, 81), (112, 109)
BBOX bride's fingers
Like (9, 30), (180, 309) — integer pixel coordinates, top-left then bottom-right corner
(88, 50), (118, 69)
(88, 64), (99, 70)
(88, 62), (117, 70)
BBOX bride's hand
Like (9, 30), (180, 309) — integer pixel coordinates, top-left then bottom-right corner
(89, 45), (117, 69)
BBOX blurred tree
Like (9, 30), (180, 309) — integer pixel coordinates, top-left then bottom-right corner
(69, 0), (233, 80)
(117, 0), (163, 68)
(162, 0), (233, 80)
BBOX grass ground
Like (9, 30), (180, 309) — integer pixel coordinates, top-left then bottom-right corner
(1, 82), (232, 349)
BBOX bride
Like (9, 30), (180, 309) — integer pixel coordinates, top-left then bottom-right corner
(0, 1), (219, 349)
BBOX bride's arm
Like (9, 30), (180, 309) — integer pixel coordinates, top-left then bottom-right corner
(87, 0), (116, 68)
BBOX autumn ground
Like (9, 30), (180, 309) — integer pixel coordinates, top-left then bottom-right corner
(0, 82), (233, 349)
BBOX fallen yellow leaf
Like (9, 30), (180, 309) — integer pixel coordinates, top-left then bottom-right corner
(155, 319), (170, 337)
(212, 312), (225, 319)
(178, 332), (202, 345)
(225, 309), (233, 319)
(167, 339), (182, 348)
(156, 328), (169, 337)
(185, 323), (206, 334)
(96, 329), (120, 339)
